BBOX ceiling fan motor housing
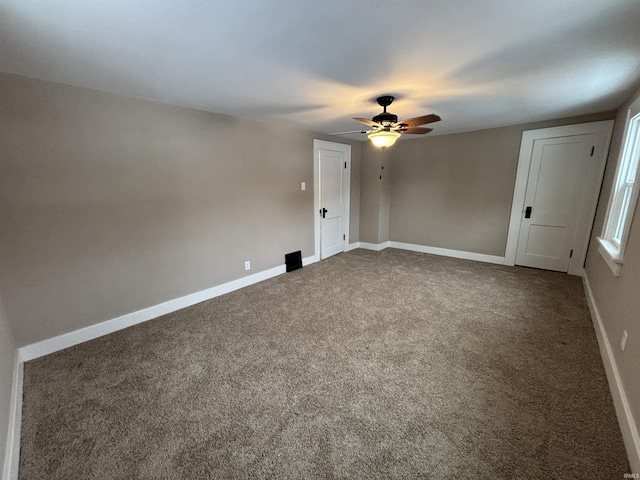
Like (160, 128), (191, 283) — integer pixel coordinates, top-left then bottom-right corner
(372, 112), (398, 126)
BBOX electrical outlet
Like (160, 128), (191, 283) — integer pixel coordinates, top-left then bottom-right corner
(621, 330), (628, 351)
(301, 182), (306, 191)
(244, 261), (251, 271)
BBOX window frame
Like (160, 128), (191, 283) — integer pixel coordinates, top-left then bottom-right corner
(598, 97), (640, 276)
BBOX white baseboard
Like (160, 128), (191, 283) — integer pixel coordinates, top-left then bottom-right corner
(3, 351), (23, 480)
(302, 254), (319, 266)
(389, 241), (506, 265)
(582, 269), (640, 473)
(354, 240), (505, 265)
(346, 243), (359, 252)
(19, 255), (317, 362)
(358, 241), (390, 251)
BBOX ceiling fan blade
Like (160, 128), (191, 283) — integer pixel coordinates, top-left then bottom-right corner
(400, 127), (433, 134)
(396, 114), (441, 128)
(353, 117), (381, 127)
(330, 130), (367, 135)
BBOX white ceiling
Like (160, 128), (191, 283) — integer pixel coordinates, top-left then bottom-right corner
(1, 0), (640, 140)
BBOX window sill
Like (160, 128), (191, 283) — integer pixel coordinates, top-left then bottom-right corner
(597, 237), (623, 277)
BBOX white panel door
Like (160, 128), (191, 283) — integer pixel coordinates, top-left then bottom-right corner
(515, 134), (595, 271)
(320, 147), (346, 259)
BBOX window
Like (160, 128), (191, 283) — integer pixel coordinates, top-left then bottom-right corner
(598, 97), (640, 276)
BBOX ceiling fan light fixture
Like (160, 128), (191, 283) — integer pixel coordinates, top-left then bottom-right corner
(368, 130), (401, 148)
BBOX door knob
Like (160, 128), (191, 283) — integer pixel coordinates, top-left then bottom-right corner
(321, 208), (328, 218)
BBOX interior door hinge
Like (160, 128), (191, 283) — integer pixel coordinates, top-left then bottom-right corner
(344, 161), (347, 169)
(343, 234), (345, 240)
(590, 146), (594, 156)
(570, 249), (574, 258)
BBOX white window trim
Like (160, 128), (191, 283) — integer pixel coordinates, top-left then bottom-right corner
(597, 238), (623, 276)
(598, 97), (640, 276)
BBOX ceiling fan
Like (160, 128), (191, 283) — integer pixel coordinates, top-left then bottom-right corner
(332, 95), (441, 148)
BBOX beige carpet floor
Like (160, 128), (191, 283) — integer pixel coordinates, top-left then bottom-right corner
(19, 248), (628, 479)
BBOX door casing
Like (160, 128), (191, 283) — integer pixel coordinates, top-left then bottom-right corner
(504, 120), (614, 275)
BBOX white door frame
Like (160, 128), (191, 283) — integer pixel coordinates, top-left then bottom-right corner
(504, 120), (614, 275)
(313, 139), (351, 260)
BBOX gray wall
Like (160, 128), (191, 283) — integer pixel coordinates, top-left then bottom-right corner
(346, 141), (362, 244)
(360, 112), (615, 254)
(0, 299), (16, 477)
(0, 73), (361, 345)
(358, 142), (392, 245)
(389, 127), (518, 255)
(379, 149), (392, 244)
(359, 143), (382, 244)
(585, 85), (640, 458)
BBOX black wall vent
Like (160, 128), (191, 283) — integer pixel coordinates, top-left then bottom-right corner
(285, 251), (303, 272)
